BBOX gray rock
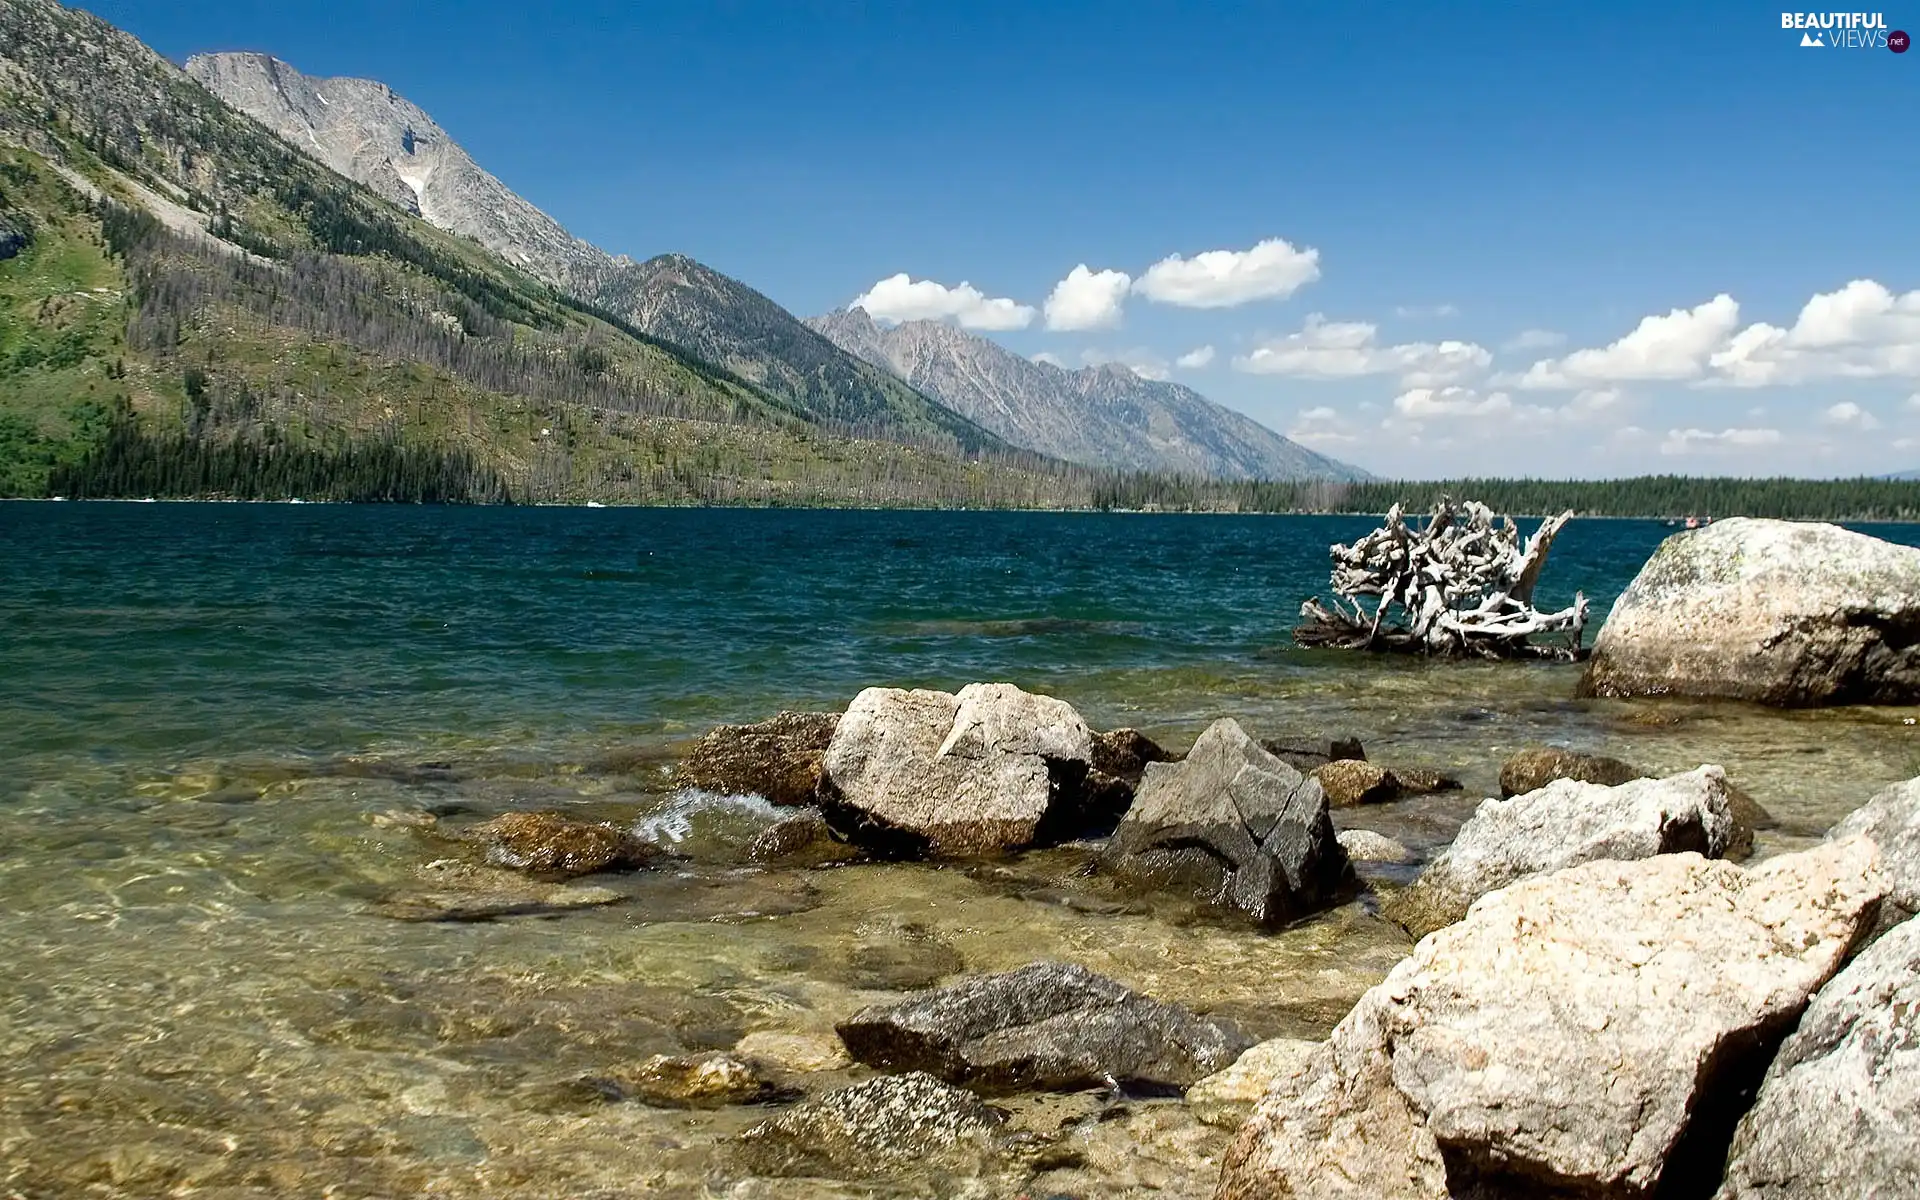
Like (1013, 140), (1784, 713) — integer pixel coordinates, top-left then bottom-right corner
(1580, 518), (1920, 706)
(1499, 745), (1644, 797)
(673, 711), (839, 807)
(1335, 829), (1417, 865)
(1716, 918), (1920, 1199)
(1262, 734), (1368, 772)
(1220, 841), (1887, 1200)
(819, 683), (1093, 855)
(1386, 764), (1737, 938)
(834, 961), (1253, 1095)
(1098, 718), (1352, 926)
(735, 1071), (1009, 1179)
(1830, 776), (1920, 932)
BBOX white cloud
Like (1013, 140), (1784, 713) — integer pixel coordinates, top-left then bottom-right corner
(1134, 237), (1321, 309)
(1234, 315), (1492, 386)
(1521, 295), (1742, 388)
(1395, 303), (1460, 319)
(1707, 280), (1920, 387)
(1175, 345), (1216, 370)
(1031, 351), (1067, 368)
(851, 273), (1035, 330)
(1907, 392), (1920, 411)
(1043, 265), (1132, 331)
(1659, 427), (1784, 455)
(1504, 328), (1567, 352)
(1080, 347), (1170, 381)
(1821, 401), (1880, 430)
(1516, 281), (1920, 392)
(1297, 405), (1339, 422)
(1394, 386), (1516, 419)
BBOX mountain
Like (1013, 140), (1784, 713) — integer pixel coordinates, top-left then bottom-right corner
(182, 51), (610, 291)
(185, 51), (1000, 453)
(0, 0), (1067, 503)
(808, 307), (1368, 481)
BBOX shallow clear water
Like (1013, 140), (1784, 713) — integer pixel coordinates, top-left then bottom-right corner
(3, 503), (1917, 1198)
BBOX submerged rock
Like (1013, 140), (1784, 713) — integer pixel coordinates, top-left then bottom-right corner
(1185, 1037), (1319, 1129)
(369, 860), (623, 923)
(745, 808), (862, 868)
(1716, 918), (1920, 1199)
(623, 1051), (785, 1108)
(672, 711), (839, 807)
(1334, 829), (1417, 865)
(819, 683), (1094, 855)
(733, 1030), (852, 1073)
(835, 961), (1253, 1095)
(1498, 745), (1643, 796)
(833, 919), (966, 991)
(1386, 764), (1738, 938)
(1829, 775), (1920, 934)
(460, 811), (654, 878)
(1580, 518), (1920, 706)
(1313, 759), (1460, 808)
(1220, 840), (1886, 1200)
(1099, 718), (1351, 927)
(1262, 735), (1367, 772)
(735, 1071), (1009, 1179)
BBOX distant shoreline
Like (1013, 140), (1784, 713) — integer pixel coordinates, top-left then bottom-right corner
(6, 497), (1918, 524)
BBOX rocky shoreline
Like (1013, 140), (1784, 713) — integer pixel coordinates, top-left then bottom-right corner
(170, 517), (1895, 1197)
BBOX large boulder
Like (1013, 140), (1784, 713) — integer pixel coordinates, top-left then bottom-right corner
(735, 1071), (1009, 1179)
(1580, 518), (1920, 707)
(1499, 745), (1644, 797)
(1220, 840), (1886, 1200)
(1715, 918), (1920, 1199)
(835, 961), (1253, 1095)
(1385, 764), (1738, 938)
(1098, 718), (1352, 926)
(672, 711), (839, 806)
(819, 684), (1094, 855)
(1829, 776), (1920, 932)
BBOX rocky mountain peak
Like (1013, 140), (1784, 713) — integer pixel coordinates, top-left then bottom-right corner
(805, 310), (1368, 481)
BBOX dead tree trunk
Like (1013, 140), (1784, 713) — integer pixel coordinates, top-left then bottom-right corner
(1295, 499), (1589, 660)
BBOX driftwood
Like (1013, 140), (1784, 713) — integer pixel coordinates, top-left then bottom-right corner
(1296, 499), (1589, 661)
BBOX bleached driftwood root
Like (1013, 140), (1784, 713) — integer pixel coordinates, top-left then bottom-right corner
(1296, 499), (1589, 660)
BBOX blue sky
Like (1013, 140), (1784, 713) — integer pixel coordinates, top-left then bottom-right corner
(89, 0), (1920, 478)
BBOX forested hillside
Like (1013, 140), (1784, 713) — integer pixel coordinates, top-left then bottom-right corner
(0, 0), (1062, 504)
(1088, 474), (1920, 522)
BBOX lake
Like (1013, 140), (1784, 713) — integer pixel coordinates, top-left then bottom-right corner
(2, 503), (1917, 1198)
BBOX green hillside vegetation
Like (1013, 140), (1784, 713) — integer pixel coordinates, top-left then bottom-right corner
(1089, 475), (1920, 522)
(0, 0), (1061, 505)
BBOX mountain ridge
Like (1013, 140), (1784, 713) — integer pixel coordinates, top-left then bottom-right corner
(807, 307), (1367, 481)
(185, 50), (1006, 454)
